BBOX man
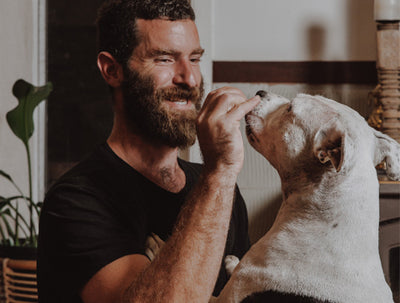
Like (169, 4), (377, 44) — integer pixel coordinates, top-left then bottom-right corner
(37, 0), (260, 302)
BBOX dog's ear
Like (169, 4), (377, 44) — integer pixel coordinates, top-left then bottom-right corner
(373, 129), (400, 181)
(313, 119), (347, 172)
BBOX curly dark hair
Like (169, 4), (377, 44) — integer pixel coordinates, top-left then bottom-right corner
(96, 0), (195, 68)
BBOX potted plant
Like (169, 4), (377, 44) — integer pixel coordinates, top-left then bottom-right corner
(0, 79), (53, 259)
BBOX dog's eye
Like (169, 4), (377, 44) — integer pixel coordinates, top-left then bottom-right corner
(287, 104), (292, 112)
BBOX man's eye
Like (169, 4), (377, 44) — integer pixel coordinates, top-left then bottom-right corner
(190, 57), (201, 63)
(155, 57), (173, 63)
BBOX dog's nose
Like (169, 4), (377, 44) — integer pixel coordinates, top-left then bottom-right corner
(256, 90), (267, 99)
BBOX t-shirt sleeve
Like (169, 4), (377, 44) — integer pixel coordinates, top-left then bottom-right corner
(38, 182), (146, 301)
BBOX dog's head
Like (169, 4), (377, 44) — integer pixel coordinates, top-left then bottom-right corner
(245, 91), (400, 182)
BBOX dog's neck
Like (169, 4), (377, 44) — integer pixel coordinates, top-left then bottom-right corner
(277, 164), (380, 243)
(260, 162), (383, 288)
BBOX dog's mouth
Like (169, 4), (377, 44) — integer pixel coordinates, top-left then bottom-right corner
(245, 114), (252, 134)
(245, 114), (259, 144)
(245, 124), (252, 136)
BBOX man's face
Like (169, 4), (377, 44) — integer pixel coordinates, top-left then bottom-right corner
(122, 19), (204, 148)
(122, 67), (203, 148)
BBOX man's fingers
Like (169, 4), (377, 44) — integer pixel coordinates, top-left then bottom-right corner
(145, 247), (155, 261)
(145, 233), (165, 262)
(196, 87), (258, 174)
(151, 232), (165, 248)
(200, 87), (246, 115)
(227, 95), (260, 121)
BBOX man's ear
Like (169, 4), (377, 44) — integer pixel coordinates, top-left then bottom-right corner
(97, 51), (124, 88)
(313, 119), (347, 172)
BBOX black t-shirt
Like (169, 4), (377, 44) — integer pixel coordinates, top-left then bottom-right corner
(37, 143), (250, 303)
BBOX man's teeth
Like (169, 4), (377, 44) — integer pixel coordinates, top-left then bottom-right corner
(173, 100), (188, 105)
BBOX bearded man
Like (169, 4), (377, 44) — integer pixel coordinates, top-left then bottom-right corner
(37, 1), (260, 302)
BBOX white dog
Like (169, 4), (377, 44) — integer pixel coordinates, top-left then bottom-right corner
(213, 91), (398, 303)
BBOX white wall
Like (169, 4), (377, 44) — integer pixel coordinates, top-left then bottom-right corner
(192, 0), (378, 243)
(193, 0), (377, 63)
(213, 0), (376, 61)
(0, 0), (46, 204)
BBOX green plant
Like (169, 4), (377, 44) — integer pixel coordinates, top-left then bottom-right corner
(0, 79), (53, 247)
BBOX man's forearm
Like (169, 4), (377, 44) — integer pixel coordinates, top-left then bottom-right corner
(125, 169), (237, 303)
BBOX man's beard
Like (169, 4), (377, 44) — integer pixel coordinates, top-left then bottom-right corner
(121, 68), (204, 149)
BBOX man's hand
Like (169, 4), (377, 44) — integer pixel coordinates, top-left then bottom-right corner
(197, 87), (260, 176)
(145, 233), (165, 262)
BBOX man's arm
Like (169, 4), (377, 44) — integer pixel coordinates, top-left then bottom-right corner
(81, 87), (260, 303)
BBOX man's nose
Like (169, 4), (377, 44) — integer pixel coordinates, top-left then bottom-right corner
(173, 59), (197, 88)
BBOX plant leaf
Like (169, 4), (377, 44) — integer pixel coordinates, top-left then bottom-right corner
(0, 198), (8, 211)
(0, 170), (24, 195)
(0, 170), (13, 182)
(6, 79), (53, 146)
(0, 195), (28, 208)
(0, 212), (16, 246)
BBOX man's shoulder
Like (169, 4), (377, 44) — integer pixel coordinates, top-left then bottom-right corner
(45, 143), (143, 207)
(48, 144), (110, 189)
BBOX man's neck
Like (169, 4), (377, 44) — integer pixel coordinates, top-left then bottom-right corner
(107, 129), (186, 193)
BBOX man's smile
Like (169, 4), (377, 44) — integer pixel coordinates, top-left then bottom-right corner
(163, 98), (194, 110)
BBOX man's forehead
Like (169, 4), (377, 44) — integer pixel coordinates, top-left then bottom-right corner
(146, 47), (204, 57)
(134, 18), (202, 53)
(135, 18), (197, 36)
